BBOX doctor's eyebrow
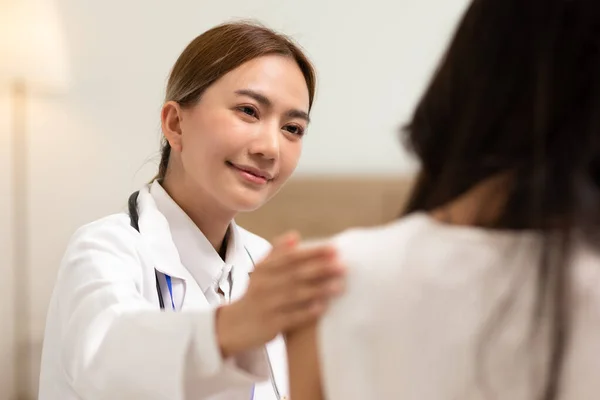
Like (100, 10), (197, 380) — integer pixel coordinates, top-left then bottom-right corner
(234, 89), (311, 123)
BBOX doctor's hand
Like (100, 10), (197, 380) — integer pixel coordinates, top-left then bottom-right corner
(216, 232), (345, 358)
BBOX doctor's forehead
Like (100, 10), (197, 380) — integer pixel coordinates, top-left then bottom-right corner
(216, 55), (310, 111)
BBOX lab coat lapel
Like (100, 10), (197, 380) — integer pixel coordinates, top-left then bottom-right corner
(136, 185), (210, 309)
(227, 221), (255, 302)
(252, 336), (289, 399)
(227, 224), (290, 398)
(267, 335), (290, 398)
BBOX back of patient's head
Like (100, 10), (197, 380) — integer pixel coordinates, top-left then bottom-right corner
(404, 0), (600, 233)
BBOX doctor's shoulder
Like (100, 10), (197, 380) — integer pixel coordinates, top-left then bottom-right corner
(55, 213), (147, 288)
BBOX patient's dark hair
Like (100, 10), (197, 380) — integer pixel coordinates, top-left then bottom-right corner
(402, 0), (600, 398)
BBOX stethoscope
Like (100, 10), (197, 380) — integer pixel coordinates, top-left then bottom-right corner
(127, 190), (284, 400)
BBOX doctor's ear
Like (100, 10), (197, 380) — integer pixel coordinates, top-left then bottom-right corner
(161, 101), (184, 152)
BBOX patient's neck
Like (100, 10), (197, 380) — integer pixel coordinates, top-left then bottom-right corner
(430, 174), (511, 227)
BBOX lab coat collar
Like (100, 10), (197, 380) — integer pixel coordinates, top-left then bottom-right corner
(228, 220), (254, 302)
(149, 181), (225, 294)
(136, 183), (191, 282)
(228, 219), (255, 275)
(138, 181), (255, 296)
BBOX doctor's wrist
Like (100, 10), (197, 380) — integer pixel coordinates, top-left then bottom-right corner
(215, 303), (245, 358)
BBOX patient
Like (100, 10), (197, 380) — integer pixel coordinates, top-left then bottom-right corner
(286, 0), (600, 399)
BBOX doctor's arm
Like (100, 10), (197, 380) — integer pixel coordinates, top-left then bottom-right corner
(286, 322), (325, 400)
(57, 223), (343, 399)
(57, 222), (254, 399)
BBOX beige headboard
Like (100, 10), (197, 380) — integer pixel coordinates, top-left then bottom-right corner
(235, 175), (415, 241)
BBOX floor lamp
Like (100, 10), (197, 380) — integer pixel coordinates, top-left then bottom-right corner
(0, 0), (68, 397)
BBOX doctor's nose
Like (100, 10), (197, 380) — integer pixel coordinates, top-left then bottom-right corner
(250, 124), (280, 161)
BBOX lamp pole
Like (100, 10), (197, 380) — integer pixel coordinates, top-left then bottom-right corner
(11, 79), (30, 399)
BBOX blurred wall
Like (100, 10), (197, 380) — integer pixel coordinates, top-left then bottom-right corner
(0, 0), (470, 397)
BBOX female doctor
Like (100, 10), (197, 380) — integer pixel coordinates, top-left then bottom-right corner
(38, 22), (345, 400)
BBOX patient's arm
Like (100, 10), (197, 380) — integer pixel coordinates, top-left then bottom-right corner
(286, 322), (325, 400)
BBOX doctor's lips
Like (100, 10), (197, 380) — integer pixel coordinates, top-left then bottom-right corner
(226, 161), (274, 184)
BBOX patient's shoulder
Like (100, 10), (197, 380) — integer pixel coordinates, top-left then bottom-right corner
(330, 212), (434, 266)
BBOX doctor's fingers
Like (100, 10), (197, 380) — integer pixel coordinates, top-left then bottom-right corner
(258, 244), (338, 272)
(273, 275), (345, 310)
(254, 257), (344, 303)
(275, 300), (328, 331)
(270, 231), (301, 253)
(288, 257), (346, 282)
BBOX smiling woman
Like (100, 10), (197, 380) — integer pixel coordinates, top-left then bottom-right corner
(39, 21), (346, 400)
(160, 53), (311, 228)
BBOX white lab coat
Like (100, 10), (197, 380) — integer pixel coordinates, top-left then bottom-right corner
(38, 183), (288, 400)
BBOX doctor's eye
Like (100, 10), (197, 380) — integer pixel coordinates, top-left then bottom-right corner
(283, 124), (305, 137)
(236, 105), (259, 119)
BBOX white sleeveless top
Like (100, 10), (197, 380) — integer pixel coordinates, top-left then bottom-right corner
(318, 213), (600, 400)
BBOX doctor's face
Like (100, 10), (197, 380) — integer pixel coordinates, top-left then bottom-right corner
(167, 55), (310, 213)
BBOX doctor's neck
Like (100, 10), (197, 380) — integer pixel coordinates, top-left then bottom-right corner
(161, 175), (235, 256)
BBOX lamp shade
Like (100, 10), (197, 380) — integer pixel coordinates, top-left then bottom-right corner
(0, 0), (69, 93)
